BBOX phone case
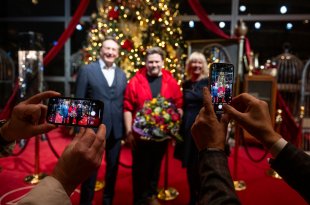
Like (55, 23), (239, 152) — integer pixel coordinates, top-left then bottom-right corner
(210, 63), (234, 115)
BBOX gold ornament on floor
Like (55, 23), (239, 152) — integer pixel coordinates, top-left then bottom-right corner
(95, 180), (105, 191)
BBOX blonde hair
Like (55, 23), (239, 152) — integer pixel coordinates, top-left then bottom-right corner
(185, 52), (209, 80)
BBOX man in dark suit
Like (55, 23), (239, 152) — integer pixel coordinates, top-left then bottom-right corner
(76, 37), (127, 205)
(191, 88), (310, 204)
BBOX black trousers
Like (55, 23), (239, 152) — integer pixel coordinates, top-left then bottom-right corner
(80, 132), (121, 205)
(132, 140), (168, 205)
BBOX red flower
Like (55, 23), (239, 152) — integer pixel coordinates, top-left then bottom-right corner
(166, 107), (174, 114)
(171, 113), (180, 121)
(153, 11), (162, 20)
(155, 115), (164, 124)
(108, 8), (119, 20)
(144, 107), (152, 115)
(121, 39), (133, 51)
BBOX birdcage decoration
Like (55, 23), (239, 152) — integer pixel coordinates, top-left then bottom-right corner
(299, 59), (310, 153)
(17, 32), (45, 100)
(273, 48), (304, 118)
(202, 43), (232, 67)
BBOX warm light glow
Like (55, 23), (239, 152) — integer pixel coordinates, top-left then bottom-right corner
(83, 0), (185, 80)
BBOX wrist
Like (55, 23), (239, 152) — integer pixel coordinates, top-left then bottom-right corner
(199, 147), (227, 157)
(269, 138), (287, 158)
(200, 143), (230, 156)
(51, 170), (76, 196)
(201, 143), (225, 152)
(263, 132), (282, 150)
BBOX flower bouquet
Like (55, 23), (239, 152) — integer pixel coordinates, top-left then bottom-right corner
(133, 96), (182, 142)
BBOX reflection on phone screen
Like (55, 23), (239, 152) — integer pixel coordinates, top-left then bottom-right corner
(46, 98), (103, 127)
(210, 64), (234, 114)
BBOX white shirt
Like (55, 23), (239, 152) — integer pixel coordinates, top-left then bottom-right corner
(269, 138), (288, 158)
(17, 176), (71, 205)
(99, 59), (116, 87)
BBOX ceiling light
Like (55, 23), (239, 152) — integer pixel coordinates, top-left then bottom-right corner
(219, 22), (225, 28)
(280, 6), (287, 14)
(239, 5), (246, 12)
(189, 20), (195, 28)
(76, 24), (83, 31)
(254, 22), (261, 29)
(286, 22), (293, 30)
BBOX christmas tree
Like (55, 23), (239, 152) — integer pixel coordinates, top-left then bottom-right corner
(83, 0), (186, 81)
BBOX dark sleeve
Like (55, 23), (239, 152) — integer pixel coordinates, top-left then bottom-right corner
(123, 79), (135, 112)
(75, 66), (88, 98)
(198, 150), (241, 205)
(270, 142), (310, 204)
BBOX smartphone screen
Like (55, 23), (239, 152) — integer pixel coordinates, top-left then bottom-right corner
(210, 63), (234, 115)
(46, 97), (104, 128)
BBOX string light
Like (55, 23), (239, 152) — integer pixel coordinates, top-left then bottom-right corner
(83, 0), (186, 80)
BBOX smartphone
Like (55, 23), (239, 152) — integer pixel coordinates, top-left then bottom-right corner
(46, 97), (104, 128)
(210, 63), (234, 115)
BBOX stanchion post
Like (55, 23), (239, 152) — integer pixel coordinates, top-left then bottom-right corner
(233, 126), (246, 191)
(157, 142), (179, 201)
(266, 109), (283, 179)
(24, 135), (47, 184)
(232, 19), (249, 191)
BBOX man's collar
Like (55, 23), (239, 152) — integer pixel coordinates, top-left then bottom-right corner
(99, 59), (116, 69)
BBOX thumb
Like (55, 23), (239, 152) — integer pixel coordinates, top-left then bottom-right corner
(223, 104), (245, 124)
(27, 124), (57, 138)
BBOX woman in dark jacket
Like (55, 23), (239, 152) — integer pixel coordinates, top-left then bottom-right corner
(175, 51), (209, 205)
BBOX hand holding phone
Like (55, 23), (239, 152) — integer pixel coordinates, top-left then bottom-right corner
(46, 97), (104, 128)
(210, 63), (234, 115)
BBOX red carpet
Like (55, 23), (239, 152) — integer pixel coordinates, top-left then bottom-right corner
(0, 127), (307, 205)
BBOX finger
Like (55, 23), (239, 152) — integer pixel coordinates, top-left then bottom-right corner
(230, 93), (257, 112)
(26, 124), (57, 137)
(96, 124), (106, 142)
(39, 105), (48, 124)
(223, 104), (247, 125)
(221, 112), (230, 125)
(79, 128), (97, 148)
(23, 91), (61, 105)
(92, 124), (106, 157)
(73, 127), (85, 143)
(20, 104), (43, 124)
(202, 87), (216, 117)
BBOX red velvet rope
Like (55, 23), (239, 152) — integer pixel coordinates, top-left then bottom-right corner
(188, 0), (251, 62)
(43, 0), (90, 66)
(0, 0), (89, 119)
(188, 0), (230, 39)
(276, 92), (302, 147)
(0, 81), (19, 119)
